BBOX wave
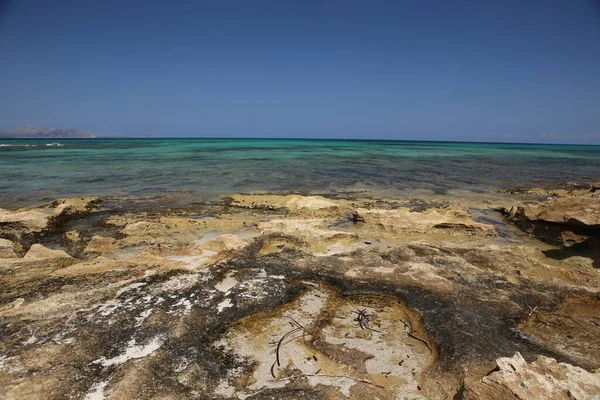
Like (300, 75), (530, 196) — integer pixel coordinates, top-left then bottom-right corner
(0, 143), (65, 147)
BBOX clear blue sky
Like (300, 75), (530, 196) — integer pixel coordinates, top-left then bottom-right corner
(1, 0), (599, 143)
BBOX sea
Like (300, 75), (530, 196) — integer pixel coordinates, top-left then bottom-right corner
(1, 138), (599, 208)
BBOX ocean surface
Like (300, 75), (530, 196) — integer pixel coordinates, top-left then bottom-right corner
(1, 138), (600, 207)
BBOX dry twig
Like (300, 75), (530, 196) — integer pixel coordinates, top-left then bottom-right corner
(352, 308), (382, 333)
(270, 317), (312, 378)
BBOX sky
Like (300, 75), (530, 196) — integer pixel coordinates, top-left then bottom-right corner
(0, 0), (599, 143)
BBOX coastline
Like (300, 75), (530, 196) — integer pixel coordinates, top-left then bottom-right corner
(1, 184), (599, 399)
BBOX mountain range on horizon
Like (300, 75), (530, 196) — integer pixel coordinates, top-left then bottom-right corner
(0, 124), (157, 138)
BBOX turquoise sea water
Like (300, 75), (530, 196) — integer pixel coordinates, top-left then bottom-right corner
(1, 139), (600, 207)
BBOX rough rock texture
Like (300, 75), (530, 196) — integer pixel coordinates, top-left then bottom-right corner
(229, 194), (346, 214)
(502, 194), (600, 267)
(505, 198), (600, 231)
(217, 284), (435, 399)
(353, 206), (497, 237)
(197, 234), (248, 253)
(0, 197), (100, 245)
(0, 192), (599, 399)
(500, 182), (600, 199)
(519, 298), (600, 369)
(84, 235), (120, 254)
(463, 352), (600, 400)
(24, 244), (73, 260)
(0, 238), (18, 258)
(259, 219), (357, 241)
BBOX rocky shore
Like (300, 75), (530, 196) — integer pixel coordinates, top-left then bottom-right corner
(1, 186), (599, 399)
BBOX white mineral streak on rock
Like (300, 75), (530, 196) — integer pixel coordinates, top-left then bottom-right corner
(92, 337), (163, 367)
(170, 250), (217, 270)
(83, 381), (108, 400)
(213, 378), (237, 398)
(217, 298), (233, 313)
(215, 271), (239, 293)
(219, 285), (433, 399)
(115, 282), (146, 297)
(135, 309), (152, 326)
(0, 355), (14, 371)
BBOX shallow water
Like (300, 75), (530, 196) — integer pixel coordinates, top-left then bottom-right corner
(1, 138), (599, 207)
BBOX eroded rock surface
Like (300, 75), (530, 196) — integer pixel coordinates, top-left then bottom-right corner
(0, 197), (100, 246)
(353, 206), (497, 237)
(0, 192), (598, 399)
(463, 352), (600, 400)
(229, 194), (344, 214)
(502, 188), (600, 267)
(0, 238), (18, 258)
(217, 284), (435, 399)
(504, 198), (600, 234)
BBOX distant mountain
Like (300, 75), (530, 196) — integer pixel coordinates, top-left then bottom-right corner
(0, 125), (158, 138)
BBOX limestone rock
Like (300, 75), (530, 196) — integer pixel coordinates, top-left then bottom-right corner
(518, 298), (600, 369)
(63, 230), (82, 244)
(503, 198), (600, 267)
(0, 238), (18, 258)
(2, 194), (600, 400)
(0, 207), (54, 231)
(84, 235), (119, 253)
(0, 197), (100, 240)
(353, 206), (496, 236)
(48, 197), (101, 216)
(463, 352), (600, 400)
(259, 219), (357, 241)
(505, 197), (600, 229)
(24, 244), (73, 260)
(122, 221), (169, 236)
(198, 234), (247, 253)
(229, 194), (342, 213)
(501, 183), (600, 199)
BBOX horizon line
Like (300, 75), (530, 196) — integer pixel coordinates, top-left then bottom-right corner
(2, 136), (600, 146)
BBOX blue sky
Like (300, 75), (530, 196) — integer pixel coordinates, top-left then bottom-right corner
(0, 0), (599, 143)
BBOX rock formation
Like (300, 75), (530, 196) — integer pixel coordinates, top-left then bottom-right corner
(0, 192), (598, 399)
(463, 352), (600, 400)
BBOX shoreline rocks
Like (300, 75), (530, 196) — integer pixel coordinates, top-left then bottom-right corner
(463, 352), (600, 400)
(0, 238), (18, 258)
(0, 197), (101, 246)
(501, 193), (600, 267)
(353, 205), (497, 237)
(0, 191), (599, 399)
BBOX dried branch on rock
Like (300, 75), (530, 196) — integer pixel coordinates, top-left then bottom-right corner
(270, 316), (313, 378)
(352, 308), (382, 333)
